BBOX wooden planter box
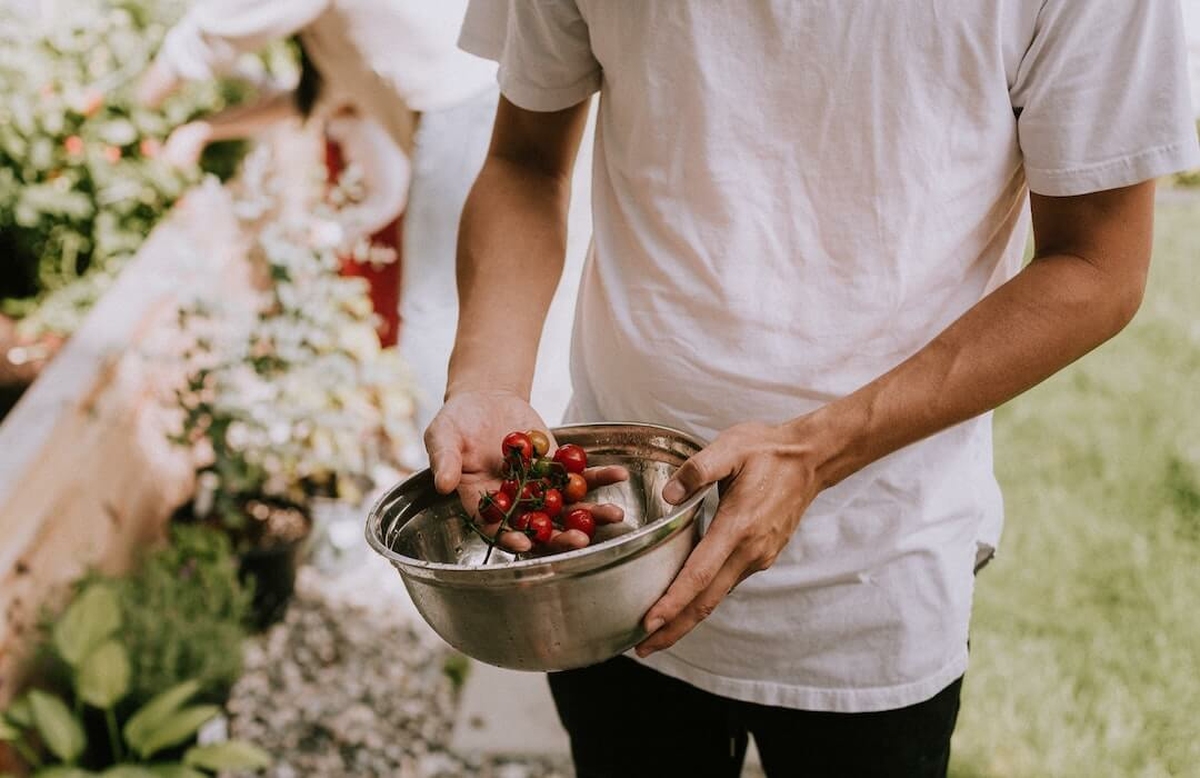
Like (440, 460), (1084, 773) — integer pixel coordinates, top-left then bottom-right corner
(0, 180), (251, 707)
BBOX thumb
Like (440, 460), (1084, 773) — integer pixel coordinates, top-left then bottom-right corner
(662, 442), (737, 505)
(425, 426), (464, 494)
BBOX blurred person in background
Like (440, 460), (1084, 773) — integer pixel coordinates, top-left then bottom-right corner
(427, 1), (1200, 776)
(136, 0), (498, 434)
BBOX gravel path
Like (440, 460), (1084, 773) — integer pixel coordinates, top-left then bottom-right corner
(226, 567), (574, 778)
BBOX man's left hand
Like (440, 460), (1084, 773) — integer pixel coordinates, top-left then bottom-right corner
(636, 419), (825, 657)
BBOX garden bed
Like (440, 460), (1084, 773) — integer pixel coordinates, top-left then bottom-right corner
(0, 178), (253, 706)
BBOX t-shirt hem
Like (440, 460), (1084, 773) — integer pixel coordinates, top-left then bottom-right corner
(1026, 136), (1200, 197)
(628, 647), (969, 713)
(495, 67), (600, 113)
(458, 27), (504, 62)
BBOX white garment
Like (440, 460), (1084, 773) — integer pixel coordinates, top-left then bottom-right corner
(324, 114), (410, 241)
(158, 0), (496, 148)
(461, 0), (1200, 713)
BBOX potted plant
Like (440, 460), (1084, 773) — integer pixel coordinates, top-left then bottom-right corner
(171, 216), (415, 628)
(0, 581), (269, 776)
(0, 0), (291, 356)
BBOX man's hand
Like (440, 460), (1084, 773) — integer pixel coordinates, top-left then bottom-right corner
(636, 420), (824, 656)
(135, 59), (180, 108)
(161, 121), (213, 169)
(425, 389), (627, 554)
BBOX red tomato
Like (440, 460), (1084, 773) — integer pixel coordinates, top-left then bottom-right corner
(479, 491), (512, 524)
(563, 508), (596, 539)
(500, 479), (519, 499)
(552, 444), (588, 474)
(541, 488), (563, 519)
(502, 431), (534, 464)
(511, 511), (532, 531)
(519, 481), (543, 502)
(527, 429), (551, 458)
(563, 472), (588, 503)
(526, 512), (553, 544)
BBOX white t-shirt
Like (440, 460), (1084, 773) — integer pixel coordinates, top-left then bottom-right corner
(461, 1), (1200, 712)
(159, 0), (496, 147)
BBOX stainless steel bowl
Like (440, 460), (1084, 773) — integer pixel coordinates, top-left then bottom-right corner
(364, 423), (713, 671)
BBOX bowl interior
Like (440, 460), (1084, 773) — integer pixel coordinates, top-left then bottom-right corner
(373, 424), (703, 568)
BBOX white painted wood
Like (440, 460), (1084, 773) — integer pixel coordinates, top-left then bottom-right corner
(0, 178), (251, 702)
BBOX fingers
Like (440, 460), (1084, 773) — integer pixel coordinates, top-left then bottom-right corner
(545, 528), (591, 552)
(425, 423), (463, 494)
(584, 465), (629, 487)
(638, 517), (741, 637)
(570, 501), (625, 524)
(662, 442), (739, 505)
(496, 530), (533, 554)
(636, 552), (746, 657)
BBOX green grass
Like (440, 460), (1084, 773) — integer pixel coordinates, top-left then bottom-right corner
(950, 200), (1200, 777)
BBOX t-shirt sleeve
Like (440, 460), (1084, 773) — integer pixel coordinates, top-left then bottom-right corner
(458, 0), (600, 112)
(159, 0), (326, 81)
(1010, 0), (1200, 196)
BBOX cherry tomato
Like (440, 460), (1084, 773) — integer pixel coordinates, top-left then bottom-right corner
(519, 481), (543, 502)
(511, 511), (533, 531)
(563, 508), (596, 539)
(502, 431), (534, 464)
(479, 491), (512, 524)
(563, 472), (588, 503)
(527, 429), (551, 458)
(541, 488), (563, 519)
(552, 444), (588, 474)
(531, 457), (555, 479)
(527, 512), (553, 544)
(499, 479), (519, 499)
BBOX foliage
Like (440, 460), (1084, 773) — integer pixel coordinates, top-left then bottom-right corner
(0, 580), (268, 775)
(0, 0), (291, 337)
(950, 202), (1200, 776)
(171, 151), (415, 540)
(114, 526), (252, 707)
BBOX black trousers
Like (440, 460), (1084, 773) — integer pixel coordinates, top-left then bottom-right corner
(548, 656), (962, 778)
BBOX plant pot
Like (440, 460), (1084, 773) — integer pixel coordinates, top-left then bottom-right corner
(238, 530), (309, 631)
(0, 313), (63, 421)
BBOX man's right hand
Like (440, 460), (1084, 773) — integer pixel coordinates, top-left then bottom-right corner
(424, 389), (627, 554)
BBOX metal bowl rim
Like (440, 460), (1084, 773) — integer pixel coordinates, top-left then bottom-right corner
(364, 421), (711, 575)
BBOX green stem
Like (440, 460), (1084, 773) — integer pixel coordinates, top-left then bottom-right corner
(482, 461), (533, 564)
(12, 735), (42, 769)
(105, 707), (123, 763)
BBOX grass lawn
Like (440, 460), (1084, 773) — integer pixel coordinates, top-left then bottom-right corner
(950, 197), (1200, 777)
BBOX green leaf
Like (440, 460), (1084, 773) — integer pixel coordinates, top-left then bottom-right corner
(123, 680), (201, 754)
(99, 768), (158, 778)
(134, 705), (220, 760)
(53, 584), (122, 667)
(5, 695), (34, 727)
(0, 718), (20, 740)
(183, 741), (271, 771)
(29, 690), (86, 764)
(146, 766), (207, 778)
(77, 640), (131, 709)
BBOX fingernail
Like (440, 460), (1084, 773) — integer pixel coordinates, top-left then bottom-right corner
(635, 645), (654, 658)
(645, 617), (664, 634)
(662, 481), (685, 504)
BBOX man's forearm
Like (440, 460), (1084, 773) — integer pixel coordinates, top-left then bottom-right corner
(804, 189), (1153, 489)
(445, 156), (574, 400)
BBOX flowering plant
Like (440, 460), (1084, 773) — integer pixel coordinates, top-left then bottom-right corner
(172, 179), (415, 541)
(0, 0), (290, 337)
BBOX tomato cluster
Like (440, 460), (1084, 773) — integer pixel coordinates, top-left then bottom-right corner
(476, 430), (593, 547)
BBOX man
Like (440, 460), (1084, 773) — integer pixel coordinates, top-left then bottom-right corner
(426, 2), (1200, 775)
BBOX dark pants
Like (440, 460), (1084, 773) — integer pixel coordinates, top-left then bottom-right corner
(548, 656), (962, 778)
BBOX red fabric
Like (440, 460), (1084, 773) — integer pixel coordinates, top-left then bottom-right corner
(323, 136), (404, 347)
